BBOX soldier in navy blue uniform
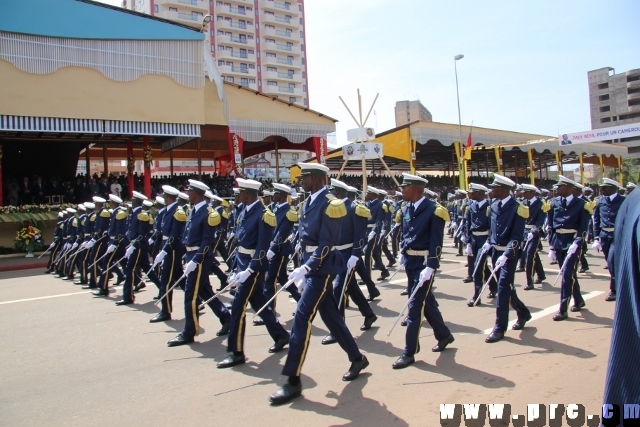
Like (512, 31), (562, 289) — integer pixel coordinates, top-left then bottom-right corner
(390, 191), (403, 258)
(150, 186), (185, 323)
(73, 203), (95, 285)
(520, 184), (548, 290)
(262, 182), (301, 312)
(592, 178), (625, 302)
(52, 210), (74, 277)
(148, 196), (166, 268)
(167, 180), (231, 347)
(116, 192), (159, 305)
(217, 178), (290, 368)
(61, 207), (81, 280)
(270, 163), (368, 406)
(321, 179), (377, 346)
(93, 194), (127, 297)
(603, 184), (640, 412)
(392, 173), (454, 369)
(454, 190), (469, 257)
(44, 212), (65, 274)
(364, 187), (389, 283)
(546, 175), (589, 321)
(463, 183), (496, 306)
(377, 190), (395, 268)
(84, 197), (110, 290)
(484, 174), (532, 343)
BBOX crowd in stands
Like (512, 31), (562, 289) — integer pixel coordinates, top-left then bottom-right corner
(3, 172), (590, 207)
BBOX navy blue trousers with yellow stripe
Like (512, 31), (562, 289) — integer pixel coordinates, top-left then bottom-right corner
(227, 270), (288, 354)
(182, 252), (230, 339)
(282, 273), (361, 377)
(557, 248), (585, 313)
(491, 250), (531, 332)
(159, 246), (184, 315)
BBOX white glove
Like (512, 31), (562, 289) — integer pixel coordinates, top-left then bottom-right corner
(235, 269), (252, 284)
(63, 243), (70, 251)
(399, 254), (406, 266)
(48, 242), (56, 249)
(86, 239), (95, 249)
(288, 265), (309, 283)
(380, 229), (387, 236)
(419, 266), (435, 284)
(154, 250), (167, 266)
(568, 242), (579, 257)
(465, 243), (473, 256)
(451, 222), (457, 230)
(71, 242), (79, 250)
(124, 246), (135, 259)
(526, 232), (534, 242)
(228, 232), (234, 241)
(482, 241), (491, 253)
(495, 254), (508, 269)
(227, 273), (237, 284)
(295, 242), (301, 253)
(460, 235), (467, 244)
(347, 255), (359, 270)
(591, 240), (602, 252)
(148, 238), (154, 245)
(296, 279), (306, 293)
(184, 260), (198, 275)
(266, 249), (275, 261)
(79, 242), (86, 250)
(548, 250), (557, 262)
(368, 231), (376, 242)
(106, 244), (116, 254)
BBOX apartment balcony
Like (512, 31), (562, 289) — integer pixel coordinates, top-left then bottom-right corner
(262, 27), (299, 41)
(629, 104), (640, 113)
(628, 91), (640, 101)
(157, 10), (203, 28)
(223, 34), (255, 47)
(262, 1), (299, 16)
(216, 19), (255, 34)
(262, 56), (301, 69)
(217, 5), (249, 17)
(264, 70), (296, 82)
(262, 84), (302, 97)
(215, 49), (256, 61)
(628, 79), (640, 89)
(217, 63), (256, 76)
(262, 13), (298, 29)
(162, 0), (209, 13)
(263, 41), (298, 55)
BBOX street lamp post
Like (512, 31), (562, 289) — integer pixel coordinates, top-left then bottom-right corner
(454, 54), (464, 188)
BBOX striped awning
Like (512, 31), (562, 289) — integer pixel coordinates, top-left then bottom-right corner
(0, 115), (200, 138)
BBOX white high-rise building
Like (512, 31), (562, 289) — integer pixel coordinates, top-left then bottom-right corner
(122, 0), (310, 107)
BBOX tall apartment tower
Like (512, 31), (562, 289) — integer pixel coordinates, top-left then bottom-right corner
(588, 67), (640, 155)
(122, 0), (310, 107)
(394, 100), (432, 127)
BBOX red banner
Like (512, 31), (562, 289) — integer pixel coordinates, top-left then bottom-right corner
(227, 131), (244, 176)
(311, 137), (328, 165)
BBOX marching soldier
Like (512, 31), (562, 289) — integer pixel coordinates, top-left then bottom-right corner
(463, 183), (496, 306)
(52, 210), (74, 278)
(116, 192), (160, 305)
(322, 178), (377, 346)
(84, 197), (110, 290)
(208, 194), (230, 292)
(94, 195), (127, 297)
(574, 184), (592, 273)
(74, 202), (95, 286)
(167, 180), (231, 347)
(392, 173), (453, 368)
(521, 184), (548, 290)
(484, 174), (532, 343)
(217, 178), (290, 368)
(44, 212), (65, 274)
(377, 190), (395, 268)
(546, 176), (589, 321)
(61, 207), (80, 280)
(148, 196), (166, 265)
(592, 178), (625, 302)
(150, 186), (184, 323)
(364, 187), (388, 284)
(270, 163), (368, 405)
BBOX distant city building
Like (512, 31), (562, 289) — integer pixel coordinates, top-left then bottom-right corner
(394, 100), (432, 127)
(121, 0), (310, 107)
(588, 67), (640, 156)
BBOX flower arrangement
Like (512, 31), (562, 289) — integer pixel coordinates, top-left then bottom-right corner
(127, 154), (136, 174)
(143, 146), (153, 168)
(14, 220), (44, 255)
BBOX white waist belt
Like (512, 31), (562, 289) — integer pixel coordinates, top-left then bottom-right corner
(162, 236), (169, 240)
(305, 245), (342, 253)
(406, 249), (428, 256)
(84, 233), (91, 236)
(237, 246), (256, 256)
(472, 231), (489, 236)
(525, 225), (534, 229)
(366, 224), (375, 228)
(185, 246), (199, 252)
(556, 228), (577, 234)
(493, 245), (508, 251)
(602, 227), (614, 232)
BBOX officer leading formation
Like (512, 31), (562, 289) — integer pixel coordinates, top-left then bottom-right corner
(42, 163), (627, 405)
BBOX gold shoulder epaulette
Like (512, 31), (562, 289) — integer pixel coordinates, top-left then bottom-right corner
(394, 209), (402, 223)
(100, 209), (110, 218)
(174, 209), (187, 222)
(382, 203), (389, 213)
(207, 206), (214, 214)
(72, 218), (78, 227)
(89, 213), (96, 221)
(137, 211), (150, 222)
(517, 202), (530, 219)
(435, 204), (451, 222)
(325, 193), (337, 201)
(81, 218), (86, 226)
(325, 199), (347, 219)
(486, 205), (491, 217)
(355, 204), (371, 219)
(222, 211), (230, 219)
(542, 200), (551, 213)
(286, 208), (298, 223)
(584, 201), (594, 215)
(208, 210), (221, 227)
(263, 209), (277, 227)
(116, 210), (127, 220)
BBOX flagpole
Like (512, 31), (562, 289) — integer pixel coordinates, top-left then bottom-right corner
(454, 54), (465, 188)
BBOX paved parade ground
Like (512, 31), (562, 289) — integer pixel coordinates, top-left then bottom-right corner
(0, 241), (613, 426)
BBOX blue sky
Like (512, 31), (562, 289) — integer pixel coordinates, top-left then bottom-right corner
(97, 0), (639, 144)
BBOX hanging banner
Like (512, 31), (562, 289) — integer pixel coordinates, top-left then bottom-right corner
(227, 132), (244, 176)
(494, 147), (502, 175)
(527, 149), (535, 185)
(342, 142), (384, 160)
(312, 137), (328, 164)
(561, 123), (640, 145)
(346, 127), (376, 142)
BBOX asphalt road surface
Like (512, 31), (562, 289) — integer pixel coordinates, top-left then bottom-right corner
(0, 239), (613, 426)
